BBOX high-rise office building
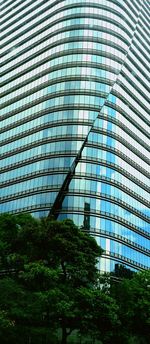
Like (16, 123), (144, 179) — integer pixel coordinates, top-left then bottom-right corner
(0, 0), (149, 272)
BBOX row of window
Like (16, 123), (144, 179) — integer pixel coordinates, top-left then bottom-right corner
(69, 179), (149, 218)
(1, 74), (112, 104)
(62, 195), (149, 232)
(106, 95), (149, 133)
(1, 114), (148, 160)
(96, 237), (150, 267)
(82, 147), (149, 186)
(101, 107), (149, 146)
(0, 189), (149, 240)
(76, 162), (149, 201)
(122, 64), (148, 96)
(0, 174), (66, 199)
(0, 140), (83, 168)
(1, 158), (149, 203)
(2, 23), (130, 64)
(0, 157), (73, 184)
(2, 0), (140, 30)
(1, 90), (106, 117)
(56, 217), (149, 269)
(114, 80), (149, 120)
(0, 191), (57, 213)
(120, 70), (149, 106)
(0, 174), (149, 220)
(2, 12), (148, 87)
(98, 256), (138, 273)
(1, 105), (149, 149)
(1, 122), (148, 172)
(67, 213), (150, 250)
(2, 35), (145, 96)
(2, 91), (148, 148)
(1, 130), (149, 189)
(1, 164), (149, 215)
(2, 3), (135, 48)
(94, 117), (149, 156)
(1, 142), (149, 190)
(1, 124), (90, 154)
(88, 132), (149, 170)
(1, 109), (96, 132)
(2, 53), (121, 83)
(2, 37), (125, 74)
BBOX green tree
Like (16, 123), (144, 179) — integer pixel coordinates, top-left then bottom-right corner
(0, 212), (40, 271)
(0, 214), (119, 344)
(111, 270), (150, 344)
(18, 217), (105, 343)
(74, 287), (120, 343)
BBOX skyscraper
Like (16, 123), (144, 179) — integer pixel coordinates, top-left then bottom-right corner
(0, 0), (149, 272)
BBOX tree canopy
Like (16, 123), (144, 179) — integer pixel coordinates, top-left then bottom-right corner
(0, 213), (149, 344)
(0, 213), (109, 343)
(111, 269), (150, 344)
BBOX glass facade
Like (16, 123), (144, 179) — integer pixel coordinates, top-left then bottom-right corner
(0, 0), (149, 272)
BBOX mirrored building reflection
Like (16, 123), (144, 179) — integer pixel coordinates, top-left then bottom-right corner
(0, 0), (149, 272)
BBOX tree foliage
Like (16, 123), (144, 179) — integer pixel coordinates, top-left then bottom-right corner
(0, 214), (110, 343)
(111, 270), (150, 344)
(0, 213), (149, 344)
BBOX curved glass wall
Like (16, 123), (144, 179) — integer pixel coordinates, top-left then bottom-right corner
(0, 0), (149, 272)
